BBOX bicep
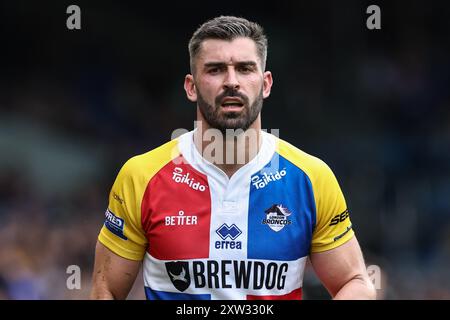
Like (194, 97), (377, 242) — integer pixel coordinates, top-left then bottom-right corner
(91, 240), (141, 300)
(309, 236), (369, 298)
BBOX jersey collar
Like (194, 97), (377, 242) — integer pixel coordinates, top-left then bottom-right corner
(178, 129), (277, 187)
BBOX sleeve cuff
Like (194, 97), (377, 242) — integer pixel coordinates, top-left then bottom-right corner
(98, 227), (146, 261)
(310, 228), (355, 253)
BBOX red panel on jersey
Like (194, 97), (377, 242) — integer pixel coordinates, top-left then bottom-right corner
(141, 155), (211, 260)
(246, 288), (302, 300)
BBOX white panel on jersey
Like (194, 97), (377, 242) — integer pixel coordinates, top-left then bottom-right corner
(143, 253), (307, 300)
(178, 130), (276, 262)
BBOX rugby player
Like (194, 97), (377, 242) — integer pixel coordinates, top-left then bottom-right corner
(90, 16), (376, 300)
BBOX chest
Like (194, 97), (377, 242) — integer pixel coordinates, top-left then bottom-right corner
(141, 159), (316, 262)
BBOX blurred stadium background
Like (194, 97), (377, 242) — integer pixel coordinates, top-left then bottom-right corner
(0, 0), (449, 299)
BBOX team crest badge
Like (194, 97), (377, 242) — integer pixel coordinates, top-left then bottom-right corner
(262, 204), (293, 232)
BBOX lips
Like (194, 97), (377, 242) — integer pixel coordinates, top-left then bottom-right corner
(221, 97), (244, 108)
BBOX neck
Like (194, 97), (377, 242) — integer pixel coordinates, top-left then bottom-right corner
(194, 110), (262, 178)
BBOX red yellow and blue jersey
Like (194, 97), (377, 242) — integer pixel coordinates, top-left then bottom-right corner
(98, 130), (354, 300)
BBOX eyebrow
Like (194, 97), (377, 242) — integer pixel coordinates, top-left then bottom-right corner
(203, 61), (258, 68)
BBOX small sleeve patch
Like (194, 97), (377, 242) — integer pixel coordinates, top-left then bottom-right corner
(104, 209), (128, 240)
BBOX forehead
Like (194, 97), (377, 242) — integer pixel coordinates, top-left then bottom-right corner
(197, 37), (259, 64)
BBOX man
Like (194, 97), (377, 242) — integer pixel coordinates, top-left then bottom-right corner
(90, 16), (376, 300)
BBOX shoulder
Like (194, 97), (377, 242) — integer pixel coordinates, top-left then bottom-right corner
(273, 135), (334, 185)
(116, 137), (180, 184)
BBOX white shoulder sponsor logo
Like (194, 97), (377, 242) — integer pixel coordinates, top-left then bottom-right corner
(251, 168), (287, 189)
(172, 167), (207, 192)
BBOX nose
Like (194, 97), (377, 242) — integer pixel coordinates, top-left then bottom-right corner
(223, 68), (240, 91)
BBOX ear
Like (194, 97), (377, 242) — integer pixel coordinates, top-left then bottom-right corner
(262, 71), (273, 99)
(184, 74), (197, 102)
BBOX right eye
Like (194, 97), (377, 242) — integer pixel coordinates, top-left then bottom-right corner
(207, 67), (220, 74)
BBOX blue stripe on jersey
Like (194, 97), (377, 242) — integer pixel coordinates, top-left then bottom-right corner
(145, 287), (211, 300)
(247, 153), (316, 261)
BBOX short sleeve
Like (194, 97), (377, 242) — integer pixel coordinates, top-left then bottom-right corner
(98, 159), (148, 261)
(310, 162), (354, 253)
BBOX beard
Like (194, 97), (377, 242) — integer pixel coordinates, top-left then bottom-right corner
(197, 86), (264, 134)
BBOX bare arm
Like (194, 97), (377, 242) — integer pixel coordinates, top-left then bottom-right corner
(90, 240), (142, 300)
(309, 236), (376, 300)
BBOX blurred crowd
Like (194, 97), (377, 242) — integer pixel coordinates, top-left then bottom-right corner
(0, 1), (449, 299)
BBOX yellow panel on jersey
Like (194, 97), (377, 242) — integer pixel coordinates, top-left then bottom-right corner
(98, 139), (180, 261)
(276, 139), (354, 253)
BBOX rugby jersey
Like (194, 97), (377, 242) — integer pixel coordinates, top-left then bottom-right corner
(98, 130), (354, 300)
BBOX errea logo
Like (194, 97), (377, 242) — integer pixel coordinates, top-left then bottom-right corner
(215, 224), (242, 250)
(172, 167), (207, 192)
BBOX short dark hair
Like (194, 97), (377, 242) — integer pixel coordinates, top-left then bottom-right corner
(188, 16), (268, 73)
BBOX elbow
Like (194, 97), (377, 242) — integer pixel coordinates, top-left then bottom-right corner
(333, 274), (377, 300)
(354, 274), (377, 300)
(356, 272), (377, 300)
(366, 279), (377, 300)
(90, 284), (116, 300)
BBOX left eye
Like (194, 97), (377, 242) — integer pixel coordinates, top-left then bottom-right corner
(239, 67), (250, 72)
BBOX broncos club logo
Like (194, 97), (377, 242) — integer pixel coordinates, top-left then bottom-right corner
(262, 204), (293, 232)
